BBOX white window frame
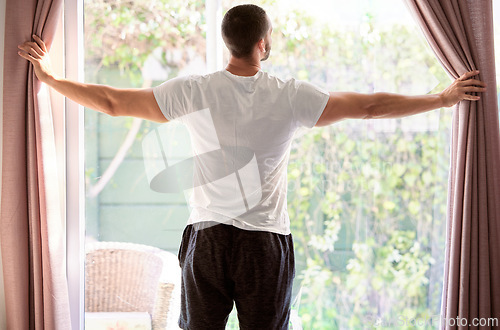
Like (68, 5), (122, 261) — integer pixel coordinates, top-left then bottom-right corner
(65, 0), (223, 327)
(64, 1), (500, 327)
(65, 0), (85, 328)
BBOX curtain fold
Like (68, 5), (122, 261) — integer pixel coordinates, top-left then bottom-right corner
(1, 0), (70, 328)
(403, 0), (500, 328)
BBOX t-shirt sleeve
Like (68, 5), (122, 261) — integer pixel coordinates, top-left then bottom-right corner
(152, 75), (193, 121)
(291, 80), (330, 128)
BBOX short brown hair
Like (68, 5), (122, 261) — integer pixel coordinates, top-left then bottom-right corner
(221, 4), (270, 59)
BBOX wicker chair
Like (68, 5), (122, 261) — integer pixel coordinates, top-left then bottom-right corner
(85, 241), (180, 330)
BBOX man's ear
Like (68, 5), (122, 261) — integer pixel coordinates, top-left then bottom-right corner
(258, 39), (266, 53)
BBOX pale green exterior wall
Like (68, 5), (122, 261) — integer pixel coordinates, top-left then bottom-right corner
(85, 75), (191, 253)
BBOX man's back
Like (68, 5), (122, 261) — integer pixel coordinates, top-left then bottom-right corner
(153, 69), (329, 234)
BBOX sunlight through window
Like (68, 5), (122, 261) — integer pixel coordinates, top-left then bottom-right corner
(82, 0), (461, 328)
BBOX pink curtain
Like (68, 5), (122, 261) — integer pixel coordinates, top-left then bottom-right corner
(1, 0), (70, 328)
(403, 0), (500, 328)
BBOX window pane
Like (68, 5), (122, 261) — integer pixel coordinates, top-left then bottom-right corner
(223, 0), (449, 329)
(84, 0), (206, 328)
(81, 0), (491, 328)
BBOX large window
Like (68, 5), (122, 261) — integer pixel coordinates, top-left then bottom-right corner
(79, 0), (500, 329)
(246, 1), (449, 328)
(83, 1), (207, 328)
(84, 0), (207, 252)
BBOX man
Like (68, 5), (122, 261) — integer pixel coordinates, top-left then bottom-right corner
(18, 4), (486, 330)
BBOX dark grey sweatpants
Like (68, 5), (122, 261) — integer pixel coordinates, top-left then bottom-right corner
(177, 222), (295, 330)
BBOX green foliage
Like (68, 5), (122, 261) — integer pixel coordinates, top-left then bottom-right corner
(287, 115), (449, 328)
(278, 5), (450, 328)
(345, 231), (434, 329)
(85, 0), (206, 85)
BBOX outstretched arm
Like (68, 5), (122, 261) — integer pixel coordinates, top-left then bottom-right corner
(315, 71), (486, 127)
(18, 35), (167, 123)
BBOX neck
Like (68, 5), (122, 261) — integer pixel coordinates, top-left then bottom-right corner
(225, 55), (261, 76)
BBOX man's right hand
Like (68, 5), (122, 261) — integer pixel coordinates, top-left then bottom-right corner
(18, 35), (56, 84)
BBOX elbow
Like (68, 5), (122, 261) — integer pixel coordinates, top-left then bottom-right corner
(105, 97), (120, 117)
(363, 103), (378, 120)
(100, 87), (120, 117)
(107, 104), (118, 117)
(363, 105), (375, 119)
(363, 93), (384, 119)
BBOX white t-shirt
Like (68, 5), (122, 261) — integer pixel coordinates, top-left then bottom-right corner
(153, 69), (329, 235)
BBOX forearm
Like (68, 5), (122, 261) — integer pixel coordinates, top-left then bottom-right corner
(367, 92), (445, 119)
(316, 71), (485, 126)
(46, 75), (117, 116)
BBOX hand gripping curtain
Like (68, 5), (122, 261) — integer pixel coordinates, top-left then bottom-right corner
(403, 0), (500, 328)
(1, 0), (70, 328)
